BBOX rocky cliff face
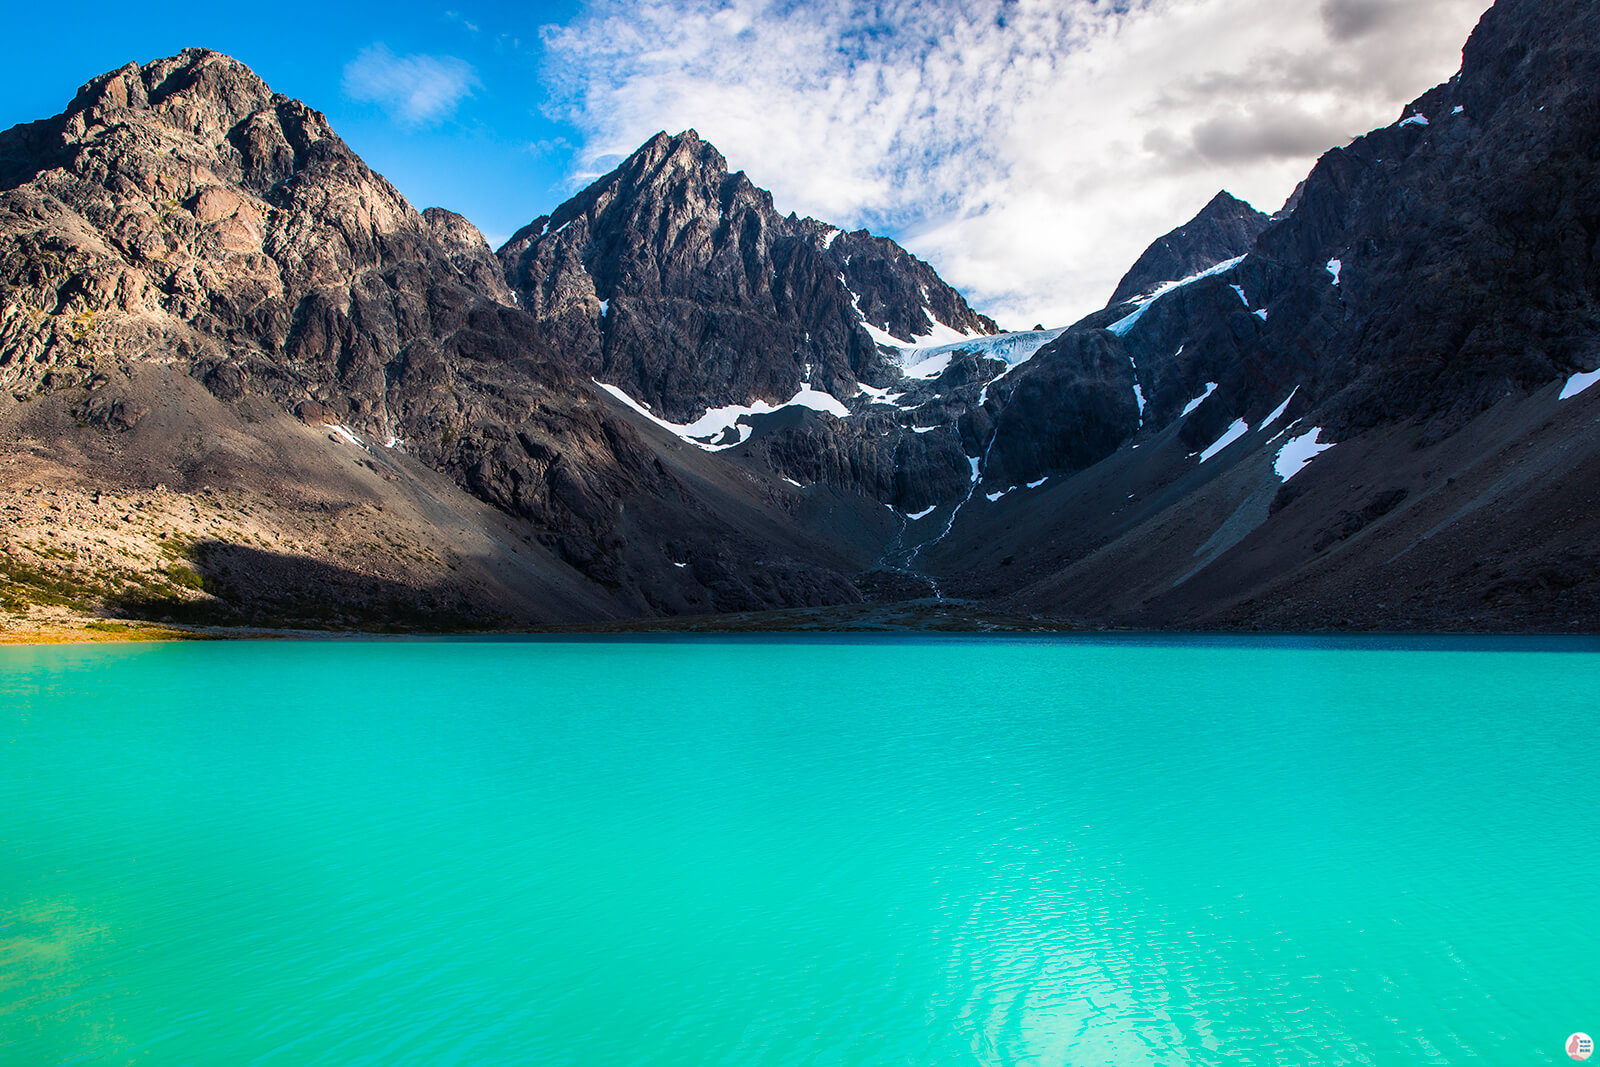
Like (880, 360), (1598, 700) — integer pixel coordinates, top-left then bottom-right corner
(1107, 191), (1270, 306)
(499, 130), (994, 424)
(961, 0), (1600, 498)
(916, 0), (1600, 631)
(0, 51), (877, 617)
(0, 51), (662, 589)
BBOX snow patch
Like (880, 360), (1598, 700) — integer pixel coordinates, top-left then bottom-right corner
(329, 424), (364, 448)
(985, 488), (1013, 502)
(1107, 303), (1150, 338)
(1107, 256), (1249, 338)
(1230, 284), (1249, 307)
(1398, 113), (1430, 128)
(1026, 477), (1048, 489)
(1252, 309), (1268, 322)
(1559, 368), (1600, 400)
(855, 381), (907, 406)
(861, 319), (908, 350)
(1182, 382), (1219, 417)
(857, 304), (986, 355)
(593, 378), (846, 451)
(911, 317), (978, 348)
(1199, 418), (1250, 462)
(1452, 105), (1465, 115)
(1128, 256), (1248, 306)
(782, 477), (804, 487)
(900, 352), (955, 379)
(786, 382), (851, 419)
(883, 328), (1064, 384)
(1275, 427), (1335, 481)
(821, 227), (842, 250)
(906, 505), (937, 521)
(672, 561), (688, 568)
(912, 425), (938, 434)
(1267, 417), (1303, 447)
(598, 299), (609, 316)
(1326, 259), (1342, 286)
(1260, 387), (1299, 431)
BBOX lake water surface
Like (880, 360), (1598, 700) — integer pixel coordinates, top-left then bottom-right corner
(1, 636), (1596, 1065)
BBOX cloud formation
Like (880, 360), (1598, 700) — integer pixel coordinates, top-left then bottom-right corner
(542, 0), (1491, 327)
(343, 44), (481, 126)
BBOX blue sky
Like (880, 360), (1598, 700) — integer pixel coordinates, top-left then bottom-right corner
(0, 0), (1491, 327)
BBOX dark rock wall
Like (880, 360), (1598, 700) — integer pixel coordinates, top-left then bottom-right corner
(1108, 191), (1270, 306)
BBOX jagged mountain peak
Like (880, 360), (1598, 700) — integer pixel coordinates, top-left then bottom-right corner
(1107, 189), (1270, 307)
(65, 48), (268, 120)
(0, 47), (370, 217)
(2, 49), (873, 615)
(633, 128), (723, 171)
(1200, 190), (1254, 215)
(498, 127), (992, 422)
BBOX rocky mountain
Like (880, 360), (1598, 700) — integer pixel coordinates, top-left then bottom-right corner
(499, 130), (994, 424)
(4, 0), (1599, 635)
(0, 50), (890, 626)
(1107, 191), (1270, 306)
(914, 0), (1600, 630)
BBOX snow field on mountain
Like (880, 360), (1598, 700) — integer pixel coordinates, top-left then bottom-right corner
(594, 379), (848, 450)
(1275, 427), (1335, 481)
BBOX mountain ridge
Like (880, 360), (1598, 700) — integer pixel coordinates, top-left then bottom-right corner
(498, 127), (994, 424)
(4, 0), (1600, 635)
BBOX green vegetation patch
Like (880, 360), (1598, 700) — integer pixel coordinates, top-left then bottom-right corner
(157, 537), (198, 563)
(164, 562), (205, 590)
(0, 556), (95, 612)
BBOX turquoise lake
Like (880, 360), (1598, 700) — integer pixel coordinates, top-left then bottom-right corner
(1, 636), (1596, 1065)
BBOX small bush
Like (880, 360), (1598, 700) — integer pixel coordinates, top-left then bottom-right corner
(165, 563), (205, 590)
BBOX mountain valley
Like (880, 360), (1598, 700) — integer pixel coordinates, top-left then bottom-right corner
(2, 0), (1598, 634)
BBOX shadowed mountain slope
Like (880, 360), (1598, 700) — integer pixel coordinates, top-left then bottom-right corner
(4, 0), (1600, 633)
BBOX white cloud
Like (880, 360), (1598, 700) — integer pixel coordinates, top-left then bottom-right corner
(542, 0), (1491, 328)
(343, 44), (481, 126)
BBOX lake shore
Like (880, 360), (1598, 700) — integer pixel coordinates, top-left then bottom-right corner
(0, 616), (212, 644)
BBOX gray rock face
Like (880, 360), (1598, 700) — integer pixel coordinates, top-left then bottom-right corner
(422, 207), (514, 306)
(1108, 191), (1270, 306)
(981, 331), (1141, 493)
(815, 224), (999, 342)
(499, 130), (994, 423)
(1243, 0), (1600, 438)
(0, 50), (863, 608)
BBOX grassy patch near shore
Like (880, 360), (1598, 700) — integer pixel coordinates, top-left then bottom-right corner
(0, 549), (217, 618)
(0, 618), (207, 644)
